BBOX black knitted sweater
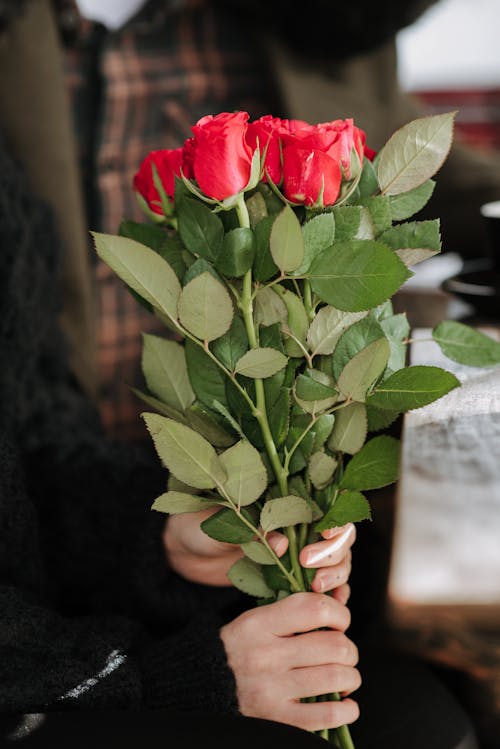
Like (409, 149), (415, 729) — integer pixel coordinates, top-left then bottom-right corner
(0, 137), (243, 715)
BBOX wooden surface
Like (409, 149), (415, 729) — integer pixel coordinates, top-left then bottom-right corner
(386, 325), (500, 745)
(388, 326), (500, 621)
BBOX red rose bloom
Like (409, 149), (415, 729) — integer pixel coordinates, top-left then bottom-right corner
(133, 148), (183, 214)
(190, 111), (254, 200)
(246, 115), (310, 185)
(281, 125), (344, 206)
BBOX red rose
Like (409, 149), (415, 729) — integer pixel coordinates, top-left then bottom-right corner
(133, 148), (183, 214)
(246, 115), (310, 185)
(281, 125), (344, 206)
(316, 119), (365, 179)
(190, 111), (254, 200)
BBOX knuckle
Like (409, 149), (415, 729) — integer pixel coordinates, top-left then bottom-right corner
(323, 701), (345, 728)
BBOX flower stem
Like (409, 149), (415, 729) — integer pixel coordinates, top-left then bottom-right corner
(236, 195), (354, 747)
(237, 195), (305, 591)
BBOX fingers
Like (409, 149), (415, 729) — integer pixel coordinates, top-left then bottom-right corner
(299, 524), (355, 568)
(255, 591), (351, 637)
(287, 697), (360, 732)
(266, 531), (289, 557)
(309, 550), (352, 593)
(279, 630), (359, 669)
(331, 583), (350, 606)
(287, 663), (362, 700)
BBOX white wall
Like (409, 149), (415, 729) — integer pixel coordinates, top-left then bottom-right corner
(396, 0), (500, 91)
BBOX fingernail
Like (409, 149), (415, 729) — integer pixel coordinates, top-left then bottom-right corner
(322, 524), (350, 540)
(302, 524), (355, 567)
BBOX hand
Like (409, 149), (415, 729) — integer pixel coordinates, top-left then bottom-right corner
(220, 592), (361, 732)
(163, 508), (355, 597)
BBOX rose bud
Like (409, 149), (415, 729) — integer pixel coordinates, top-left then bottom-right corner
(133, 148), (184, 215)
(190, 111), (255, 200)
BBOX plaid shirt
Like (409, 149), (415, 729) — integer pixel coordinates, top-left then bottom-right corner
(59, 0), (282, 441)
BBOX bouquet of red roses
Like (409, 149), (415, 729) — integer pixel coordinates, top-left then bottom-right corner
(93, 110), (500, 747)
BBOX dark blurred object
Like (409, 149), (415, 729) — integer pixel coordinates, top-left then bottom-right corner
(442, 258), (500, 323)
(480, 199), (500, 272)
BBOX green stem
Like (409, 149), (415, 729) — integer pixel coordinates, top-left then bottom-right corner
(303, 279), (314, 321)
(236, 196), (354, 748)
(237, 195), (305, 591)
(333, 724), (355, 749)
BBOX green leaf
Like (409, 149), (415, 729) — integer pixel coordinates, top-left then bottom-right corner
(185, 338), (228, 409)
(379, 220), (441, 254)
(337, 338), (390, 401)
(308, 451), (338, 490)
(241, 541), (276, 565)
(328, 402), (367, 455)
(212, 400), (246, 440)
(332, 315), (386, 381)
(274, 285), (309, 358)
(177, 197), (224, 261)
(201, 507), (255, 544)
(339, 435), (400, 491)
(294, 369), (338, 414)
(295, 373), (337, 401)
(167, 474), (201, 494)
(216, 227), (255, 277)
(186, 402), (236, 448)
(119, 220), (188, 280)
(178, 272), (234, 341)
(357, 158), (379, 198)
(227, 558), (274, 598)
(92, 232), (181, 324)
(182, 257), (220, 286)
(380, 314), (410, 374)
(211, 315), (248, 370)
(142, 334), (194, 411)
(332, 206), (361, 240)
(246, 191), (268, 228)
(377, 112), (456, 195)
(389, 179), (436, 221)
(220, 440), (268, 506)
(260, 496), (313, 532)
(130, 387), (188, 424)
(315, 490), (371, 531)
(307, 306), (367, 357)
(270, 205), (304, 272)
(359, 196), (392, 234)
(380, 313), (410, 341)
(395, 248), (440, 267)
(118, 219), (167, 251)
(366, 404), (400, 432)
(308, 240), (411, 312)
(366, 365), (460, 411)
(234, 348), (287, 378)
(432, 321), (500, 367)
(295, 212), (336, 274)
(152, 491), (219, 514)
(253, 215), (279, 282)
(312, 413), (335, 451)
(142, 413), (226, 489)
(254, 287), (288, 327)
(268, 387), (291, 447)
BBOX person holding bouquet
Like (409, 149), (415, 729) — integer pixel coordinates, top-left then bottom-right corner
(0, 2), (482, 748)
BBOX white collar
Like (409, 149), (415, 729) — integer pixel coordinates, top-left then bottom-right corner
(74, 0), (148, 31)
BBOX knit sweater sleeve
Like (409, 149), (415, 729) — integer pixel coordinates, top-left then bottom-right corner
(0, 134), (243, 714)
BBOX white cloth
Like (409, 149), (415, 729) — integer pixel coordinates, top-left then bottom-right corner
(75, 0), (148, 30)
